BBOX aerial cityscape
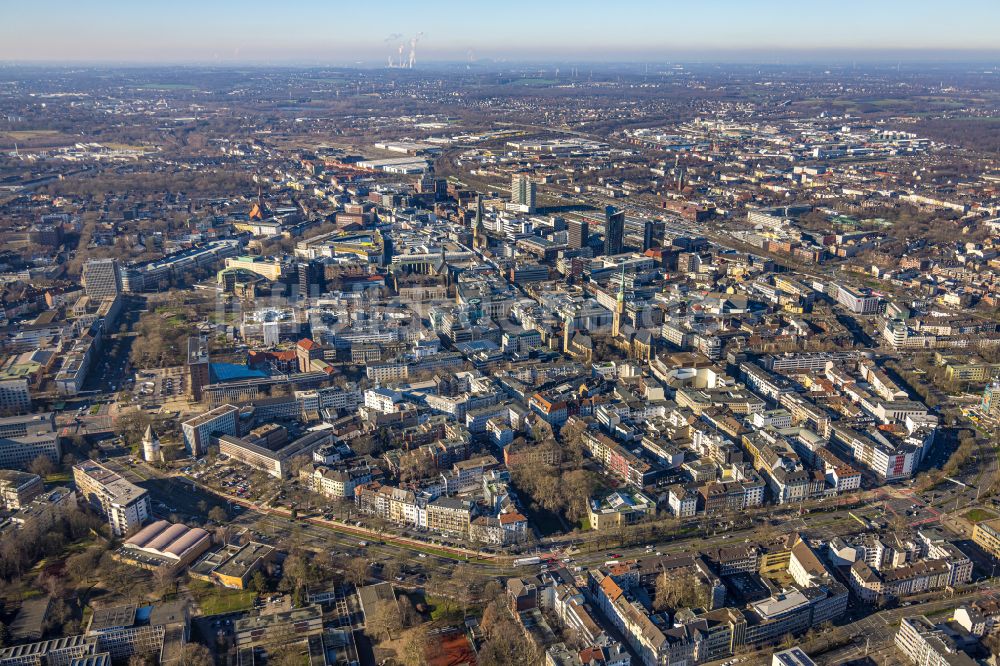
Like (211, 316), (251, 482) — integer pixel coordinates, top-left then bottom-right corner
(1, 3), (1000, 666)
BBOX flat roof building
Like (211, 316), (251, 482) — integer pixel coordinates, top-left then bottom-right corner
(0, 412), (60, 470)
(82, 259), (122, 300)
(73, 460), (150, 537)
(0, 470), (44, 510)
(234, 605), (323, 649)
(181, 404), (239, 457)
(972, 518), (1000, 559)
(85, 602), (189, 666)
(191, 541), (276, 590)
(895, 615), (977, 666)
(217, 429), (331, 479)
(0, 635), (99, 666)
(772, 647), (816, 666)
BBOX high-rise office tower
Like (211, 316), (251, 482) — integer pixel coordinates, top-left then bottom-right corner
(642, 220), (655, 251)
(82, 258), (122, 299)
(604, 206), (625, 256)
(298, 260), (325, 299)
(568, 219), (588, 249)
(510, 173), (536, 212)
(186, 336), (210, 402)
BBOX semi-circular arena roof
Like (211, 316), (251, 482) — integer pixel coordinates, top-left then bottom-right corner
(125, 520), (210, 561)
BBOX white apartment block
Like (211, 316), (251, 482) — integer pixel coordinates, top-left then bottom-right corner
(73, 460), (151, 536)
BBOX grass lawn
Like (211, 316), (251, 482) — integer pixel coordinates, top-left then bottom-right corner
(45, 471), (71, 484)
(188, 581), (256, 616)
(426, 595), (463, 622)
(963, 508), (997, 524)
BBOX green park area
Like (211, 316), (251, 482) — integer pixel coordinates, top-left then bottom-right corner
(188, 580), (256, 616)
(963, 508), (997, 524)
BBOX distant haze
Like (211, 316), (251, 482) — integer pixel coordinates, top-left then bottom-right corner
(2, 0), (999, 65)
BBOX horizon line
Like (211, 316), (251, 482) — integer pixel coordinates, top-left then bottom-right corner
(2, 52), (999, 70)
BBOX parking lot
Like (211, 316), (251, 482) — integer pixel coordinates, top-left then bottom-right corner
(184, 456), (277, 505)
(133, 366), (186, 404)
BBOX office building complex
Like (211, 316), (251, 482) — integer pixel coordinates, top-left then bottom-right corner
(180, 404), (239, 456)
(85, 602), (188, 665)
(0, 412), (60, 470)
(0, 635), (100, 666)
(217, 429), (331, 479)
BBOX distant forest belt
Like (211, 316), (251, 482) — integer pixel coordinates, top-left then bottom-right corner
(914, 117), (1000, 154)
(40, 170), (252, 197)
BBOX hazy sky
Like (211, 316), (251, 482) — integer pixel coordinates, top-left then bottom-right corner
(2, 0), (999, 64)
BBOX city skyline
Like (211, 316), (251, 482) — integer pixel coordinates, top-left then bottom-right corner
(2, 0), (999, 65)
(2, 2), (1000, 663)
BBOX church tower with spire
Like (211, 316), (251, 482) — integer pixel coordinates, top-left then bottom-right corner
(612, 264), (626, 338)
(248, 183), (270, 221)
(563, 312), (574, 353)
(473, 194), (486, 249)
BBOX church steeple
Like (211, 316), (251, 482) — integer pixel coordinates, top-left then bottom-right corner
(248, 183), (269, 221)
(612, 264), (626, 338)
(473, 195), (486, 249)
